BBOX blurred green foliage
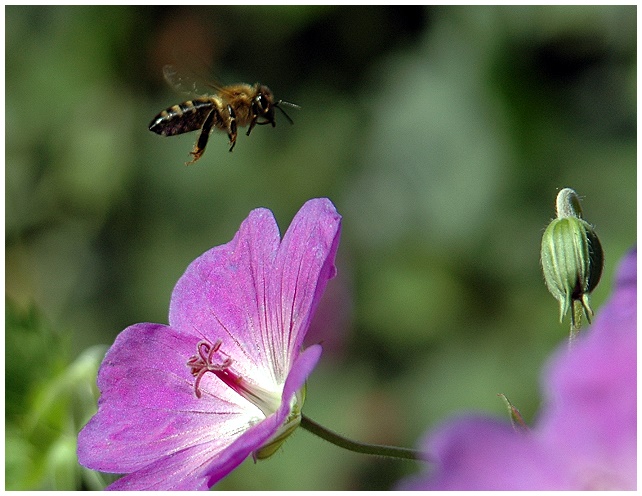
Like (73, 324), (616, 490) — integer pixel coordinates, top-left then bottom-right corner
(5, 5), (636, 490)
(5, 301), (108, 489)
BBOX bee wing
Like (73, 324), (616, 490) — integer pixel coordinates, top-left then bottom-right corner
(162, 64), (232, 98)
(163, 64), (203, 96)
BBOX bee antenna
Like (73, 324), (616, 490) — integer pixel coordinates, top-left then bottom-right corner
(275, 100), (300, 125)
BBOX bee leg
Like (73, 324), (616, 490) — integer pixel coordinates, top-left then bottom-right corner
(246, 101), (260, 137)
(246, 115), (258, 137)
(226, 104), (238, 152)
(187, 108), (219, 165)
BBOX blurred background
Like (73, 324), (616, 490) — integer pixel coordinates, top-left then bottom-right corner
(5, 5), (636, 490)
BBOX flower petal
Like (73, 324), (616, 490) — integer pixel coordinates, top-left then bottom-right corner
(168, 208), (281, 388)
(78, 325), (324, 489)
(269, 199), (341, 379)
(399, 416), (572, 490)
(168, 198), (340, 389)
(77, 323), (264, 474)
(105, 345), (321, 490)
(104, 406), (284, 491)
(105, 441), (235, 491)
(537, 248), (637, 489)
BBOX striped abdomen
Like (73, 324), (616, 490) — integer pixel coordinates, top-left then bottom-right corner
(148, 98), (217, 136)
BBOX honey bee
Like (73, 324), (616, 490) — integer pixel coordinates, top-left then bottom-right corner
(149, 65), (300, 164)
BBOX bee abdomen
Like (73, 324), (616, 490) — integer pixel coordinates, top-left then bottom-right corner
(149, 99), (215, 136)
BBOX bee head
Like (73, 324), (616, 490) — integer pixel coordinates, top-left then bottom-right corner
(255, 85), (299, 127)
(254, 85), (276, 125)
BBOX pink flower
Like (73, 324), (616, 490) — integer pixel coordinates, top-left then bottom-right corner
(399, 248), (636, 490)
(77, 198), (342, 490)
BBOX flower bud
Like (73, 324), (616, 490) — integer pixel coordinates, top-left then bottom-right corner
(541, 188), (604, 326)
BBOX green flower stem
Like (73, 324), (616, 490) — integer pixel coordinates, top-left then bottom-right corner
(300, 414), (429, 462)
(570, 299), (583, 343)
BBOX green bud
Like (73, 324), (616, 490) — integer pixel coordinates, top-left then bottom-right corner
(540, 188), (604, 327)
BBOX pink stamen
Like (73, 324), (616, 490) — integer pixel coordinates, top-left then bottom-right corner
(187, 339), (282, 415)
(187, 339), (233, 398)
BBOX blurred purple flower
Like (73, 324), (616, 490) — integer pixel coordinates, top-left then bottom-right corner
(77, 198), (341, 490)
(399, 248), (636, 490)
